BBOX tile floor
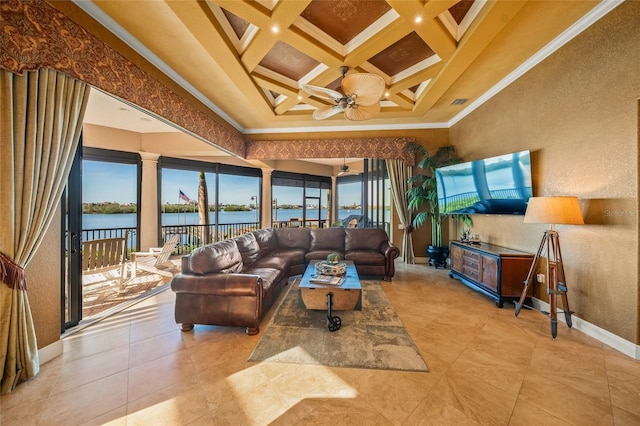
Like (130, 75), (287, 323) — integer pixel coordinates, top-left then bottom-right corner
(81, 257), (182, 319)
(2, 263), (639, 425)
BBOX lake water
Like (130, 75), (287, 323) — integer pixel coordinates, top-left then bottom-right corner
(82, 208), (360, 229)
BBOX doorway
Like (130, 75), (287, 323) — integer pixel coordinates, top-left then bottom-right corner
(61, 145), (142, 331)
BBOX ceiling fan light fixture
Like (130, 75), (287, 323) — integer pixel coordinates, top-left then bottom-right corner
(301, 67), (385, 121)
(338, 159), (351, 176)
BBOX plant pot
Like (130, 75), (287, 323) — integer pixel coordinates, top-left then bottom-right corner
(426, 245), (449, 268)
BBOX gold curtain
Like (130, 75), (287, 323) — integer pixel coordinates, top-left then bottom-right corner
(386, 159), (415, 264)
(0, 68), (90, 394)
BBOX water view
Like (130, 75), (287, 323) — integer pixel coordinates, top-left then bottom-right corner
(83, 208), (361, 229)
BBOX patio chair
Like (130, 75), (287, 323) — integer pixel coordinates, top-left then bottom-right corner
(129, 234), (180, 280)
(82, 232), (129, 293)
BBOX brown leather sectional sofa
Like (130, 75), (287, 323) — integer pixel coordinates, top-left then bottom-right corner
(170, 227), (399, 335)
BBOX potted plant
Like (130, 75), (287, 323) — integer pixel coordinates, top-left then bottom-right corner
(406, 142), (468, 268)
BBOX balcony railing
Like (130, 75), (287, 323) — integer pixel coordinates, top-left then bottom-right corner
(160, 222), (260, 254)
(82, 219), (389, 257)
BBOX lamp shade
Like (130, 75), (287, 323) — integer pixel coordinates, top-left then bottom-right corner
(523, 196), (584, 225)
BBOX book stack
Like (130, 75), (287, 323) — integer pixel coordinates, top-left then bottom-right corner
(309, 274), (345, 286)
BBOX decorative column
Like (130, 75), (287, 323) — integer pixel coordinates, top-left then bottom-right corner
(261, 168), (273, 227)
(139, 152), (160, 250)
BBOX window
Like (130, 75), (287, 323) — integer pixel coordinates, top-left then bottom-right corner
(366, 159), (390, 230)
(272, 172), (331, 228)
(336, 159), (390, 232)
(82, 148), (140, 248)
(159, 158), (261, 245)
(336, 175), (363, 225)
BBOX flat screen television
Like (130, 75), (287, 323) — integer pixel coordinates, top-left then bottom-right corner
(435, 150), (533, 215)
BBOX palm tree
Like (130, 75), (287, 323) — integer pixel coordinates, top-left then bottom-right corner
(406, 142), (467, 267)
(198, 171), (210, 245)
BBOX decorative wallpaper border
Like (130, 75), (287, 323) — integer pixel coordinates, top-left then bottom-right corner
(246, 137), (415, 164)
(0, 0), (245, 156)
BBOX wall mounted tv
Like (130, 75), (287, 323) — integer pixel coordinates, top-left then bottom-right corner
(435, 150), (533, 215)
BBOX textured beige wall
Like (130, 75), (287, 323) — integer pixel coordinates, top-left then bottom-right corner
(26, 208), (62, 348)
(449, 2), (639, 343)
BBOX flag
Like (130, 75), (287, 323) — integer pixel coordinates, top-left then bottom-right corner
(179, 190), (191, 203)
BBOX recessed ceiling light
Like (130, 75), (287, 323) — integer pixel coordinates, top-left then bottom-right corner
(297, 95), (302, 100)
(451, 98), (468, 105)
(414, 16), (423, 24)
(139, 117), (151, 122)
(271, 25), (279, 34)
(118, 107), (129, 111)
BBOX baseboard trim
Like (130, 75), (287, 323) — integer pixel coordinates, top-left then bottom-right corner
(38, 339), (63, 365)
(531, 298), (639, 360)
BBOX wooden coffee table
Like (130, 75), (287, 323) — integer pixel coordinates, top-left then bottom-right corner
(299, 260), (362, 331)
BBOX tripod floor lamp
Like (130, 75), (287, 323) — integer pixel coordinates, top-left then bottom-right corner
(514, 196), (584, 338)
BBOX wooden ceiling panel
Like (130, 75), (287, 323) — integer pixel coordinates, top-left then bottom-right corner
(221, 8), (250, 39)
(368, 32), (436, 77)
(300, 0), (392, 45)
(259, 41), (320, 81)
(449, 0), (475, 25)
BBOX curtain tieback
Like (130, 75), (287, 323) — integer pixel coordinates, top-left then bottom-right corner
(0, 251), (27, 290)
(404, 224), (414, 234)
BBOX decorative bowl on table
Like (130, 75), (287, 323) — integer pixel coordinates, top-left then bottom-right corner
(315, 254), (347, 276)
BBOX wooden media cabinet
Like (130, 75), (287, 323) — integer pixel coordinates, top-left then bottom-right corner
(449, 241), (534, 308)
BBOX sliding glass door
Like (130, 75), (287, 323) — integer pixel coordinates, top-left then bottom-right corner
(62, 146), (141, 330)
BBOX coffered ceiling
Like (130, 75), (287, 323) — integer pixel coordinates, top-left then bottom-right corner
(68, 0), (608, 134)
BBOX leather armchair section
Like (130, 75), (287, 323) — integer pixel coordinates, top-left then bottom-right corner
(189, 239), (243, 274)
(235, 232), (262, 267)
(274, 228), (311, 250)
(345, 228), (389, 251)
(306, 228), (346, 262)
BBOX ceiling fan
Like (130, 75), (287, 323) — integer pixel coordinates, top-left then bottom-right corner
(301, 66), (385, 121)
(337, 159), (359, 176)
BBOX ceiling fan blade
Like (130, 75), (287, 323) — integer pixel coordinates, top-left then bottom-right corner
(339, 168), (360, 176)
(344, 103), (380, 121)
(301, 84), (343, 102)
(313, 104), (344, 120)
(341, 73), (385, 106)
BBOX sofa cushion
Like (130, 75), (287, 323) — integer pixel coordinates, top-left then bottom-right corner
(345, 250), (385, 265)
(189, 239), (243, 275)
(271, 248), (307, 266)
(241, 267), (283, 295)
(252, 228), (278, 254)
(310, 227), (345, 251)
(305, 249), (345, 262)
(235, 232), (261, 267)
(252, 254), (292, 270)
(275, 228), (311, 250)
(345, 228), (388, 251)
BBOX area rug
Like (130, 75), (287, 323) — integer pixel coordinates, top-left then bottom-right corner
(248, 280), (428, 372)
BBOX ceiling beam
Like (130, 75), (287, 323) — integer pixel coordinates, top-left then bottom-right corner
(165, 1), (274, 118)
(424, 0), (461, 18)
(342, 20), (412, 70)
(386, 0), (457, 61)
(414, 0), (528, 115)
(388, 62), (443, 93)
(214, 0), (313, 72)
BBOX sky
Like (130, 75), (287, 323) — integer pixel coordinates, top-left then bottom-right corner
(83, 161), (362, 206)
